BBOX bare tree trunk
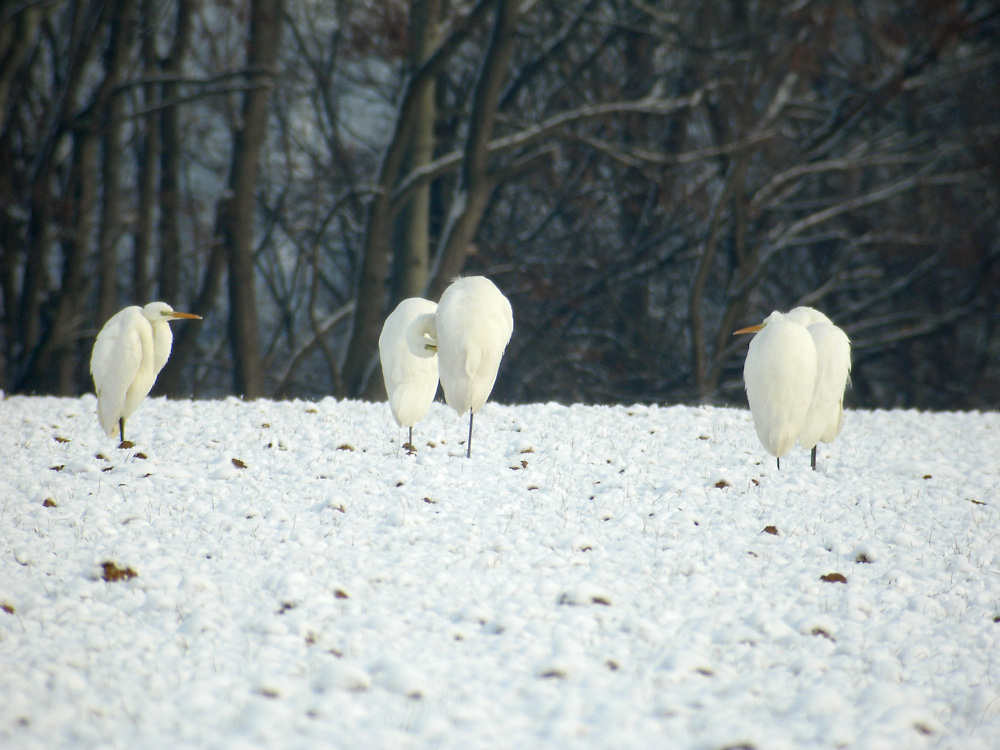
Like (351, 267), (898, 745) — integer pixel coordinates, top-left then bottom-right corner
(14, 0), (106, 392)
(156, 207), (229, 395)
(96, 0), (136, 323)
(132, 0), (160, 304)
(158, 0), (193, 303)
(28, 128), (99, 394)
(391, 0), (439, 305)
(0, 3), (43, 134)
(615, 25), (656, 390)
(223, 0), (284, 398)
(689, 158), (744, 400)
(427, 0), (520, 299)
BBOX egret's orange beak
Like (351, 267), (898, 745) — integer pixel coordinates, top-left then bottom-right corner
(733, 324), (763, 335)
(170, 312), (202, 320)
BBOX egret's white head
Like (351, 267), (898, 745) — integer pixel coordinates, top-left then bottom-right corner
(142, 301), (202, 322)
(733, 309), (788, 335)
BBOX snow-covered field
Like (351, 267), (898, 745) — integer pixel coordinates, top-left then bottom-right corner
(1, 394), (999, 749)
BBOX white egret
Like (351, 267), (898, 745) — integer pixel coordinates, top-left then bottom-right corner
(409, 276), (513, 458)
(734, 307), (851, 469)
(90, 302), (202, 445)
(785, 307), (852, 469)
(734, 310), (817, 469)
(378, 297), (440, 452)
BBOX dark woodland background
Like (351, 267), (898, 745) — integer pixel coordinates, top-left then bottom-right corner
(2, 0), (999, 410)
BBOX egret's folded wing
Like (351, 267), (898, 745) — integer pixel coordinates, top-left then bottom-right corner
(797, 323), (852, 448)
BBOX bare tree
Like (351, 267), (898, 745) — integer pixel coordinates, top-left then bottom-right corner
(0, 0), (997, 411)
(222, 0), (285, 398)
(96, 0), (137, 325)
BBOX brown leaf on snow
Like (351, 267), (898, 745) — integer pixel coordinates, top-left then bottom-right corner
(101, 562), (138, 582)
(763, 525), (778, 535)
(820, 572), (847, 584)
(232, 458), (247, 469)
(539, 668), (567, 680)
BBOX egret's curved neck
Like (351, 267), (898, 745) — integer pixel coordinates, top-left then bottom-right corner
(406, 313), (438, 358)
(150, 319), (175, 376)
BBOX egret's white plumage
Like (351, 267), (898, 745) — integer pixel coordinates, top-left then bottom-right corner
(90, 302), (201, 443)
(735, 307), (851, 469)
(409, 276), (513, 457)
(738, 311), (817, 464)
(379, 298), (440, 448)
(785, 307), (852, 462)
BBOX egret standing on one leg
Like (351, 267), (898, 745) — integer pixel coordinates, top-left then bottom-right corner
(90, 302), (202, 445)
(409, 276), (513, 458)
(378, 298), (440, 452)
(734, 310), (817, 469)
(785, 307), (852, 469)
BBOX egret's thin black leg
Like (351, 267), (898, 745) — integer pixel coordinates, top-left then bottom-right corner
(811, 445), (817, 470)
(466, 410), (474, 458)
(408, 426), (413, 446)
(119, 417), (126, 445)
(776, 456), (781, 470)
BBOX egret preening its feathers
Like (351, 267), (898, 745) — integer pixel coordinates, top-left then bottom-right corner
(90, 302), (202, 445)
(378, 298), (440, 451)
(408, 276), (513, 458)
(735, 307), (851, 469)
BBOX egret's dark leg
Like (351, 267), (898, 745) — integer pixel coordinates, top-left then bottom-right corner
(776, 456), (781, 470)
(466, 409), (474, 458)
(408, 426), (413, 446)
(811, 445), (817, 470)
(119, 417), (126, 445)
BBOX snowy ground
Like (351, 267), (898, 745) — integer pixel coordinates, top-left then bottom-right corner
(1, 394), (999, 749)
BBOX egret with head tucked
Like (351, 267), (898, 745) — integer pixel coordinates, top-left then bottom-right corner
(379, 297), (440, 451)
(408, 276), (513, 457)
(735, 307), (850, 469)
